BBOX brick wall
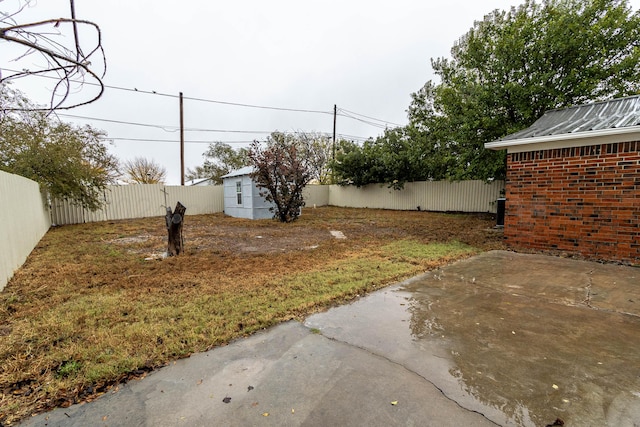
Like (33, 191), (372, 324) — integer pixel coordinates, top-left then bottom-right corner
(506, 141), (640, 264)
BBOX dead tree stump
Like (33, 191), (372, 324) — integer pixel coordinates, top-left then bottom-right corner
(166, 202), (186, 256)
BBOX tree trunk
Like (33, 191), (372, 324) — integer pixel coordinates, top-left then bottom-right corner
(166, 202), (186, 256)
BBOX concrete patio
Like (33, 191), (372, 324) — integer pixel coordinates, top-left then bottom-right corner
(20, 251), (640, 426)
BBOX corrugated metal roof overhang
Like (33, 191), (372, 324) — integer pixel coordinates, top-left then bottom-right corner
(485, 125), (640, 153)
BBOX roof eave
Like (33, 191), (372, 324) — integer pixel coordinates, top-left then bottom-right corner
(485, 125), (640, 153)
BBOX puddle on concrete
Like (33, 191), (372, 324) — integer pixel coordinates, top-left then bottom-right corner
(400, 256), (640, 426)
(306, 252), (640, 426)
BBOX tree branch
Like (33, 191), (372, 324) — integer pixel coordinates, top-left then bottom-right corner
(0, 1), (106, 112)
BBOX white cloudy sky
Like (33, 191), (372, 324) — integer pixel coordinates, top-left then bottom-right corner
(2, 0), (639, 184)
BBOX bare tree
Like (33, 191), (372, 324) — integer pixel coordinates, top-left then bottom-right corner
(298, 132), (333, 184)
(122, 157), (167, 184)
(0, 0), (106, 111)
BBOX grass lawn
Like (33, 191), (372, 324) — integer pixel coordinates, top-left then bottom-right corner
(0, 207), (504, 424)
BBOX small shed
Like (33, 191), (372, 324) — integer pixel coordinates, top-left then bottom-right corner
(221, 166), (274, 219)
(485, 95), (640, 264)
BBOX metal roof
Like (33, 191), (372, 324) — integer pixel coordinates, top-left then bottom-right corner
(500, 95), (640, 141)
(220, 166), (255, 179)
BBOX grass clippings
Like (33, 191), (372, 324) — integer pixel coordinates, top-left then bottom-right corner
(0, 207), (504, 424)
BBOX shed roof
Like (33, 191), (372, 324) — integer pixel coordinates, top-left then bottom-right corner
(188, 177), (215, 186)
(221, 166), (255, 179)
(486, 95), (640, 152)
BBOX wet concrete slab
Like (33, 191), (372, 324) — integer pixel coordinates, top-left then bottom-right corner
(306, 250), (640, 426)
(19, 250), (640, 426)
(19, 321), (494, 427)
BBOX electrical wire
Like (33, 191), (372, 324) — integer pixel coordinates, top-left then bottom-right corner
(56, 113), (180, 132)
(337, 110), (389, 129)
(2, 66), (392, 138)
(1, 67), (332, 115)
(338, 107), (403, 127)
(56, 113), (274, 134)
(58, 113), (372, 140)
(103, 137), (256, 144)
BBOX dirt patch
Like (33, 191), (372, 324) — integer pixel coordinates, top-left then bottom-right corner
(185, 224), (334, 254)
(100, 208), (504, 258)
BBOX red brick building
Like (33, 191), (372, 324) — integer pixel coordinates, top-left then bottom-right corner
(486, 96), (640, 264)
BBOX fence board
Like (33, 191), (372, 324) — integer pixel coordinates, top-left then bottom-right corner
(51, 185), (224, 225)
(49, 180), (504, 225)
(303, 185), (330, 208)
(163, 185), (224, 215)
(328, 180), (504, 213)
(0, 171), (51, 291)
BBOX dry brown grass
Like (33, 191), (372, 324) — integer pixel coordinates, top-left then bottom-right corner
(0, 207), (504, 424)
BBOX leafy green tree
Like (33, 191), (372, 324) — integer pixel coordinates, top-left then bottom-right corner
(409, 0), (640, 180)
(0, 85), (119, 210)
(331, 139), (376, 188)
(122, 157), (167, 184)
(248, 132), (314, 223)
(185, 165), (208, 182)
(189, 142), (249, 185)
(332, 127), (456, 188)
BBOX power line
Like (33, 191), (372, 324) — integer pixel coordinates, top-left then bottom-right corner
(105, 134), (370, 144)
(3, 66), (403, 137)
(56, 113), (179, 132)
(183, 95), (332, 115)
(1, 67), (332, 115)
(104, 137), (256, 144)
(337, 110), (389, 129)
(337, 133), (371, 141)
(338, 107), (403, 127)
(59, 112), (367, 140)
(4, 66), (393, 139)
(56, 113), (274, 134)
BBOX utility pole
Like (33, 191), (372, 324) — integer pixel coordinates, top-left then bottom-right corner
(332, 104), (337, 161)
(179, 92), (185, 186)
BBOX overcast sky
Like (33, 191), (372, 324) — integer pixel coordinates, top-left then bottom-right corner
(2, 0), (639, 184)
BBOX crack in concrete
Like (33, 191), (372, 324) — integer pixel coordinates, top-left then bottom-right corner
(310, 328), (502, 426)
(582, 270), (594, 307)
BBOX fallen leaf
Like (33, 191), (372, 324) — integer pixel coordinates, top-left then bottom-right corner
(222, 396), (231, 403)
(197, 379), (203, 385)
(292, 408), (295, 414)
(262, 412), (269, 417)
(248, 385), (254, 391)
(552, 384), (559, 390)
(391, 401), (398, 406)
(102, 416), (108, 421)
